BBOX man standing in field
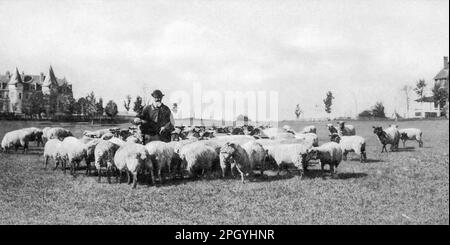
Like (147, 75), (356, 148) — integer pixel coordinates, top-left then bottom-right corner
(134, 89), (175, 143)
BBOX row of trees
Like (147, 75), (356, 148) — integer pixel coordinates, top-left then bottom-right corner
(20, 91), (119, 120)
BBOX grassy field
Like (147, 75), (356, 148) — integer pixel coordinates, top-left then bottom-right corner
(0, 119), (448, 224)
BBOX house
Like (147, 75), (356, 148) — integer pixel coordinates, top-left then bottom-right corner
(408, 56), (449, 118)
(0, 66), (73, 116)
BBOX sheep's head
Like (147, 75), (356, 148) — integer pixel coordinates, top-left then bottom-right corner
(400, 132), (408, 140)
(305, 148), (319, 161)
(220, 142), (238, 164)
(327, 124), (337, 133)
(329, 133), (341, 143)
(372, 126), (384, 136)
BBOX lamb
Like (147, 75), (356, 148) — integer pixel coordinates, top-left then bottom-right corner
(114, 142), (154, 189)
(241, 141), (267, 176)
(372, 126), (400, 152)
(94, 140), (122, 183)
(398, 128), (423, 148)
(43, 139), (63, 169)
(326, 124), (338, 134)
(306, 142), (343, 177)
(264, 143), (310, 176)
(145, 141), (175, 184)
(178, 141), (218, 179)
(83, 129), (111, 138)
(1, 129), (33, 153)
(262, 128), (295, 139)
(330, 133), (367, 163)
(336, 121), (356, 136)
(59, 136), (87, 175)
(219, 142), (253, 182)
(43, 127), (73, 141)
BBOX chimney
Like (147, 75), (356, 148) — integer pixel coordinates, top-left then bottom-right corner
(5, 71), (10, 78)
(444, 56), (449, 69)
(40, 72), (45, 82)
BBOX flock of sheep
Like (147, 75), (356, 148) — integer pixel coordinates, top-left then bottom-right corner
(0, 121), (424, 189)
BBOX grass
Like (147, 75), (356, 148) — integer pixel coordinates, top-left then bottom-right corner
(0, 119), (448, 224)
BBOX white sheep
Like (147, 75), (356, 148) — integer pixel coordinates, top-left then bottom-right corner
(178, 141), (218, 179)
(336, 121), (356, 136)
(43, 139), (63, 169)
(84, 138), (103, 175)
(145, 141), (175, 184)
(300, 125), (317, 134)
(306, 142), (343, 177)
(83, 128), (110, 138)
(264, 143), (310, 176)
(262, 128), (295, 140)
(60, 136), (87, 175)
(100, 132), (114, 140)
(330, 134), (367, 163)
(1, 129), (33, 153)
(398, 128), (423, 148)
(242, 141), (267, 176)
(43, 127), (73, 141)
(114, 142), (154, 188)
(372, 126), (400, 152)
(94, 140), (121, 183)
(293, 132), (319, 147)
(219, 142), (253, 182)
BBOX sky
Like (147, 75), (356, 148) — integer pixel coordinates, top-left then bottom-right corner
(0, 0), (448, 120)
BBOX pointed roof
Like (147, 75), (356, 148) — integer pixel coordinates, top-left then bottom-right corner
(42, 66), (58, 87)
(433, 67), (449, 80)
(8, 68), (23, 85)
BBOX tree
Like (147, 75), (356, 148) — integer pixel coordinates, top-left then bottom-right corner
(358, 110), (373, 118)
(123, 95), (131, 112)
(77, 97), (87, 115)
(401, 85), (413, 117)
(294, 104), (302, 119)
(323, 91), (334, 114)
(96, 97), (104, 116)
(372, 101), (386, 118)
(414, 79), (427, 102)
(133, 96), (144, 114)
(105, 100), (118, 119)
(84, 92), (98, 118)
(432, 83), (449, 117)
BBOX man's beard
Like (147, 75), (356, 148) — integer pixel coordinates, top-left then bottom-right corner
(154, 101), (162, 107)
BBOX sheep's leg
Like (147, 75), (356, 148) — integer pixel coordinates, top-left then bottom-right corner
(234, 163), (245, 183)
(343, 152), (348, 161)
(402, 140), (406, 148)
(53, 159), (59, 171)
(221, 166), (226, 178)
(44, 156), (49, 169)
(117, 169), (121, 183)
(149, 168), (155, 186)
(330, 164), (336, 178)
(158, 167), (164, 185)
(107, 166), (112, 184)
(132, 172), (138, 189)
(127, 171), (131, 184)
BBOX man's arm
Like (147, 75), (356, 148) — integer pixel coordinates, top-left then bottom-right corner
(161, 112), (175, 132)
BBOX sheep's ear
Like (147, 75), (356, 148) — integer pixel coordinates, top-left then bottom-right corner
(372, 126), (376, 128)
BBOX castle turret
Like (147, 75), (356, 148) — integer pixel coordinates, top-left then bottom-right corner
(8, 68), (24, 113)
(42, 66), (58, 95)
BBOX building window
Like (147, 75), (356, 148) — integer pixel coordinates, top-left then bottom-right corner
(19, 93), (22, 99)
(415, 112), (422, 117)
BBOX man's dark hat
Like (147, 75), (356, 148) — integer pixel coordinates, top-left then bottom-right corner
(151, 89), (164, 98)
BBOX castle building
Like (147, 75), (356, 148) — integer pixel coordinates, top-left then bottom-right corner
(0, 66), (73, 116)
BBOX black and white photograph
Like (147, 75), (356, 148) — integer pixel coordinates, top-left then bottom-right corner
(0, 0), (448, 228)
